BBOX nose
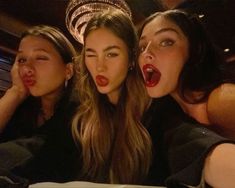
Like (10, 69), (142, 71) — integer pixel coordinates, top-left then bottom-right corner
(140, 41), (154, 62)
(142, 51), (154, 62)
(96, 57), (106, 72)
(20, 62), (34, 76)
(141, 50), (155, 64)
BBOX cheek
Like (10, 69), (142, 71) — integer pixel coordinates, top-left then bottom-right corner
(163, 62), (184, 90)
(18, 66), (27, 77)
(115, 65), (128, 78)
(112, 63), (128, 82)
(85, 62), (94, 74)
(18, 67), (24, 77)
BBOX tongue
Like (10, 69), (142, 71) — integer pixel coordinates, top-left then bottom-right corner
(145, 70), (160, 86)
(96, 76), (109, 86)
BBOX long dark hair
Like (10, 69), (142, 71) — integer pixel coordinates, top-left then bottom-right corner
(139, 9), (235, 103)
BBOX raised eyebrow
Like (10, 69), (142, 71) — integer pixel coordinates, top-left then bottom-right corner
(17, 48), (49, 54)
(154, 27), (180, 36)
(34, 48), (49, 53)
(85, 46), (120, 53)
(104, 45), (120, 52)
(85, 48), (96, 54)
(140, 27), (181, 41)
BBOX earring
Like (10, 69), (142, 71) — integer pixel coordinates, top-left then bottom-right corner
(65, 79), (68, 88)
(129, 62), (135, 71)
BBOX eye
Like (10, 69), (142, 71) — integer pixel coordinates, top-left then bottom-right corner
(36, 56), (49, 61)
(106, 52), (118, 58)
(16, 57), (26, 64)
(160, 39), (174, 47)
(138, 45), (146, 54)
(85, 53), (96, 58)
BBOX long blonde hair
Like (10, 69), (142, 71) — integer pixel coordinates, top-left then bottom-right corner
(72, 10), (152, 184)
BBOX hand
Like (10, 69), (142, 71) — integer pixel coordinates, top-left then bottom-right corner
(10, 61), (29, 100)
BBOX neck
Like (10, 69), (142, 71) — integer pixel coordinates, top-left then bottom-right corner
(170, 92), (211, 125)
(40, 93), (61, 120)
(108, 90), (120, 105)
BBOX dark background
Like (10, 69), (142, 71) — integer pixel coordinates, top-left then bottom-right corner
(0, 0), (235, 92)
(1, 0), (235, 56)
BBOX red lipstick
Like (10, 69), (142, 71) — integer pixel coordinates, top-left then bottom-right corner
(96, 75), (109, 87)
(22, 77), (35, 87)
(142, 64), (161, 87)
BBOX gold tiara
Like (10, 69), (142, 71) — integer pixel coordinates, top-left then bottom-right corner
(65, 0), (131, 44)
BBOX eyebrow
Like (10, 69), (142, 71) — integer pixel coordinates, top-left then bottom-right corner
(17, 48), (49, 54)
(85, 45), (121, 53)
(140, 27), (180, 41)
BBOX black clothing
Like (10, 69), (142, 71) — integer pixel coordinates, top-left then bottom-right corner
(144, 96), (234, 187)
(11, 98), (81, 183)
(0, 95), (234, 187)
(0, 96), (81, 186)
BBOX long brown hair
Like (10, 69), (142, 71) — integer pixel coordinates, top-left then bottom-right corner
(72, 10), (152, 184)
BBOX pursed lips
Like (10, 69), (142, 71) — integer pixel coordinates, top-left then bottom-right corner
(22, 77), (36, 87)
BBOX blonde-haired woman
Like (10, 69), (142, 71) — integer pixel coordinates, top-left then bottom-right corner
(72, 10), (152, 184)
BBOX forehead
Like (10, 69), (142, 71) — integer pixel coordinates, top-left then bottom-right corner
(19, 35), (55, 50)
(141, 15), (184, 38)
(85, 28), (127, 49)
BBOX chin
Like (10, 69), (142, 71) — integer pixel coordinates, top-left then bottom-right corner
(146, 88), (166, 98)
(97, 88), (109, 95)
(29, 89), (45, 97)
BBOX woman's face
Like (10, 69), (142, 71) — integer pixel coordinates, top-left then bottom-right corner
(138, 15), (189, 98)
(84, 28), (129, 104)
(16, 35), (73, 98)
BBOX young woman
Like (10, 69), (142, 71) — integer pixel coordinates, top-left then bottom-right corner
(0, 25), (76, 138)
(138, 9), (235, 139)
(138, 9), (235, 187)
(71, 10), (152, 184)
(0, 25), (79, 181)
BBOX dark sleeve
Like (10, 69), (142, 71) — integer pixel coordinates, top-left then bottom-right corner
(165, 122), (235, 187)
(0, 98), (37, 142)
(12, 101), (82, 183)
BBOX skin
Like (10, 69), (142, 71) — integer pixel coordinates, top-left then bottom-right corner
(207, 83), (235, 139)
(138, 15), (235, 187)
(16, 35), (73, 98)
(84, 28), (129, 104)
(138, 15), (189, 99)
(0, 35), (73, 130)
(138, 15), (210, 124)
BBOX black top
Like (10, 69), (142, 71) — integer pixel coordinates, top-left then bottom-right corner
(0, 96), (75, 142)
(0, 96), (81, 186)
(0, 95), (234, 188)
(144, 96), (234, 187)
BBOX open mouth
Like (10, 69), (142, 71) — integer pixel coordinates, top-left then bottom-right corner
(142, 64), (161, 87)
(96, 75), (109, 87)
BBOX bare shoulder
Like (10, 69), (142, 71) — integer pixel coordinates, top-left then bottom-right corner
(207, 83), (235, 137)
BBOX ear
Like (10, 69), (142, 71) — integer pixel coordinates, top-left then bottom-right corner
(65, 63), (74, 80)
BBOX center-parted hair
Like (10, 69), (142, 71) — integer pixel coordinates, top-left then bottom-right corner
(72, 10), (152, 184)
(139, 9), (235, 103)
